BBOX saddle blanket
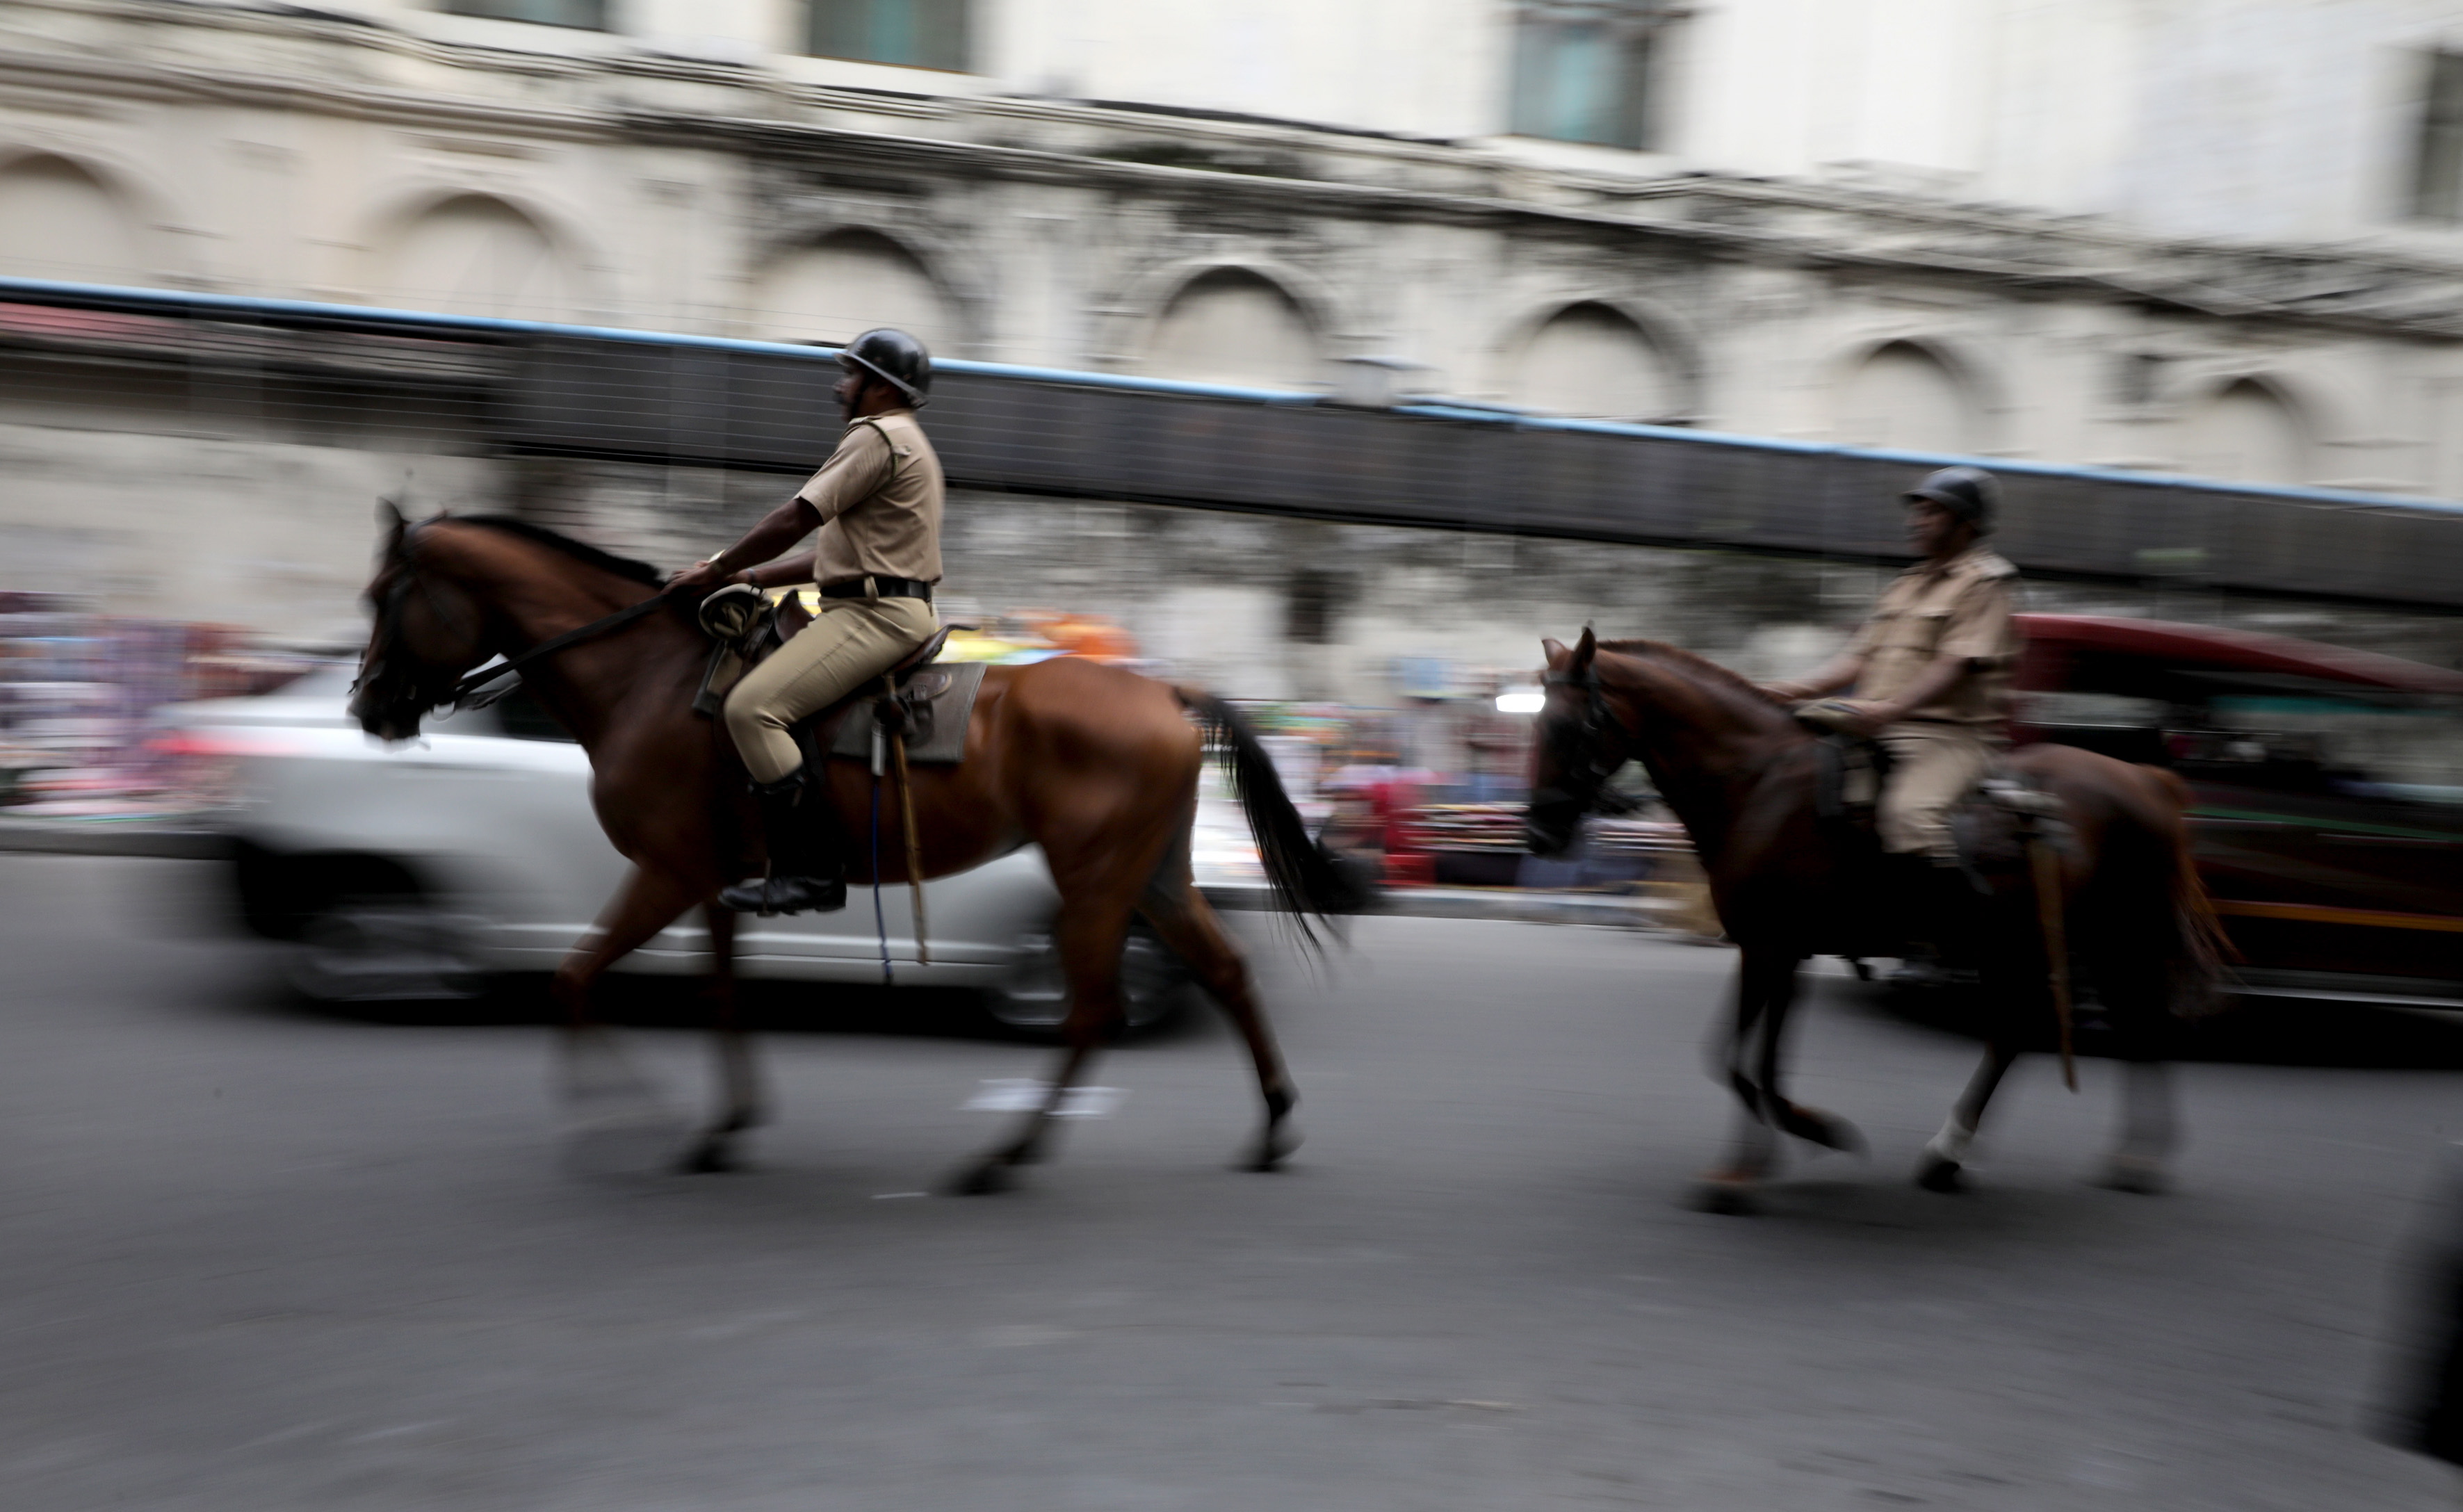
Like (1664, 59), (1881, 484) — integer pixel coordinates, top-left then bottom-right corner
(821, 661), (988, 766)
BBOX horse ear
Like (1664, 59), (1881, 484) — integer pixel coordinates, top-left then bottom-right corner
(1572, 626), (1597, 671)
(377, 499), (407, 557)
(1541, 637), (1568, 667)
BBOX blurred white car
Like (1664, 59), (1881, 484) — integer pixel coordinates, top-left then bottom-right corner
(159, 665), (1198, 1031)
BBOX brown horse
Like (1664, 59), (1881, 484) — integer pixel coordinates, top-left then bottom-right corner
(349, 509), (1354, 1191)
(1526, 629), (2226, 1212)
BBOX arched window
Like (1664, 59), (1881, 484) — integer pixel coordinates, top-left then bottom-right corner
(377, 195), (574, 319)
(0, 156), (142, 284)
(749, 231), (959, 351)
(1837, 342), (1978, 453)
(1508, 302), (1677, 420)
(1148, 269), (1321, 390)
(2182, 380), (2309, 487)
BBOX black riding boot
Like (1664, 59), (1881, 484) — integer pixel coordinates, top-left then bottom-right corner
(720, 771), (847, 916)
(1888, 852), (1983, 985)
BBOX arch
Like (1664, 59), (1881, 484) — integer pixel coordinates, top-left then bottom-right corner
(1835, 339), (1983, 454)
(373, 193), (580, 320)
(2181, 377), (2310, 486)
(748, 229), (964, 352)
(0, 153), (145, 284)
(1504, 301), (1684, 421)
(1146, 267), (1322, 389)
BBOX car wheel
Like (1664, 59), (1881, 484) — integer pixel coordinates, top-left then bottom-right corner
(986, 924), (1192, 1037)
(291, 894), (482, 1005)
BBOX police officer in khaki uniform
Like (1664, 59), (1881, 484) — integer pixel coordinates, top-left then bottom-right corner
(1763, 466), (2022, 913)
(668, 328), (944, 915)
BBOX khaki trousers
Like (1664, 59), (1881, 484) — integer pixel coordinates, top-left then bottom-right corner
(724, 595), (938, 784)
(1878, 722), (1998, 861)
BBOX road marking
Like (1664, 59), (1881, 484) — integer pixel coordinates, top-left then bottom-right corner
(962, 1079), (1125, 1117)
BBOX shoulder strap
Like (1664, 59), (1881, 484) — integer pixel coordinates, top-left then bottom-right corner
(847, 415), (902, 485)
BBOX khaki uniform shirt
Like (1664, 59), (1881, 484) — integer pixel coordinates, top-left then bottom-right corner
(795, 409), (944, 585)
(1847, 542), (2022, 726)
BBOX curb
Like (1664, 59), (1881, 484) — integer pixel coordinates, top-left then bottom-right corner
(0, 818), (232, 860)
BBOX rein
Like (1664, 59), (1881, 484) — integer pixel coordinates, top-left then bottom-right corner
(446, 591), (671, 710)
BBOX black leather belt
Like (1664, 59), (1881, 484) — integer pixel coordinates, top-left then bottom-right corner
(819, 576), (934, 602)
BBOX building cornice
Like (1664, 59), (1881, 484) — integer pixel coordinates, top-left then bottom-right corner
(5, 1), (2463, 341)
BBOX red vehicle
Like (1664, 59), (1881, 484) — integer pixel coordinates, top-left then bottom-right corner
(2013, 615), (2463, 1009)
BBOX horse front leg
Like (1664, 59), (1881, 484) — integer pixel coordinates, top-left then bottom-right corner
(551, 863), (699, 1175)
(1694, 948), (1787, 1214)
(681, 902), (767, 1174)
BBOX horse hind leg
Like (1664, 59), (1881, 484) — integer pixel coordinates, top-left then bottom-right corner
(950, 895), (1136, 1196)
(1139, 874), (1296, 1171)
(2086, 928), (2181, 1194)
(1916, 1037), (2019, 1194)
(681, 901), (768, 1174)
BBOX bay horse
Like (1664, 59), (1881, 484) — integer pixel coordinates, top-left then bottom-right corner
(348, 508), (1354, 1192)
(1525, 628), (2226, 1212)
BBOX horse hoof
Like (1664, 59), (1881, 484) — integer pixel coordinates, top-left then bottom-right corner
(1782, 1105), (1867, 1156)
(1689, 1178), (1761, 1216)
(678, 1137), (738, 1175)
(949, 1160), (1013, 1197)
(2097, 1156), (2167, 1195)
(1915, 1155), (1965, 1194)
(1243, 1122), (1301, 1173)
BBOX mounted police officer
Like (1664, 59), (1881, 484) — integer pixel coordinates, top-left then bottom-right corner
(1762, 466), (2023, 923)
(669, 328), (943, 916)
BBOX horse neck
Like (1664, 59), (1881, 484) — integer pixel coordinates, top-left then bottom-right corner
(1606, 656), (1796, 864)
(434, 530), (675, 749)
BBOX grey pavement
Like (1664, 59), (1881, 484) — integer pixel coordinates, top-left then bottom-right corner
(2, 852), (2459, 1511)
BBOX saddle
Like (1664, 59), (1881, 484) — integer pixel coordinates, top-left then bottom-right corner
(691, 583), (984, 773)
(1792, 704), (2069, 887)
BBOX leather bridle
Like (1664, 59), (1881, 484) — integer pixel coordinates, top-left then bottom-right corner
(1529, 663), (1631, 827)
(356, 519), (669, 729)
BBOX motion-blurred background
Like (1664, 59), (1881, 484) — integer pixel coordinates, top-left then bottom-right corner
(1, 1), (2458, 912)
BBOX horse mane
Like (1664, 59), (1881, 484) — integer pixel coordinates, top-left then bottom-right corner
(1595, 639), (1794, 718)
(447, 515), (666, 587)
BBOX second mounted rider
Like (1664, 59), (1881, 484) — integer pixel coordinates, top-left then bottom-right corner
(1763, 466), (2024, 925)
(669, 328), (945, 917)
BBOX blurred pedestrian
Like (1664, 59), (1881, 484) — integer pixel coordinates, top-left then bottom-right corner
(2383, 1141), (2463, 1499)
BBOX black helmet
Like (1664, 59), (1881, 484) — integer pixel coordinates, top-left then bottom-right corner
(839, 327), (932, 408)
(1903, 466), (1999, 531)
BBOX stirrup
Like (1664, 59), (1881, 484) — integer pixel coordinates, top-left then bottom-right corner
(720, 872), (847, 916)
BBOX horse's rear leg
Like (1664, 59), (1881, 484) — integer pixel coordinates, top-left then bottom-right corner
(1917, 1039), (2019, 1194)
(551, 864), (699, 1171)
(2099, 1059), (2175, 1193)
(2097, 974), (2177, 1193)
(682, 902), (767, 1174)
(1140, 879), (1296, 1171)
(952, 896), (1135, 1194)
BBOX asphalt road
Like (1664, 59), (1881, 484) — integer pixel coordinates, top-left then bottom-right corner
(4, 853), (2460, 1511)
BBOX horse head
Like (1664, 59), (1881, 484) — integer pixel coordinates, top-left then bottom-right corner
(350, 505), (491, 742)
(1527, 627), (1626, 859)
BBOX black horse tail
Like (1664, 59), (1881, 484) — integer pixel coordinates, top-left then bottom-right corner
(1175, 687), (1367, 943)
